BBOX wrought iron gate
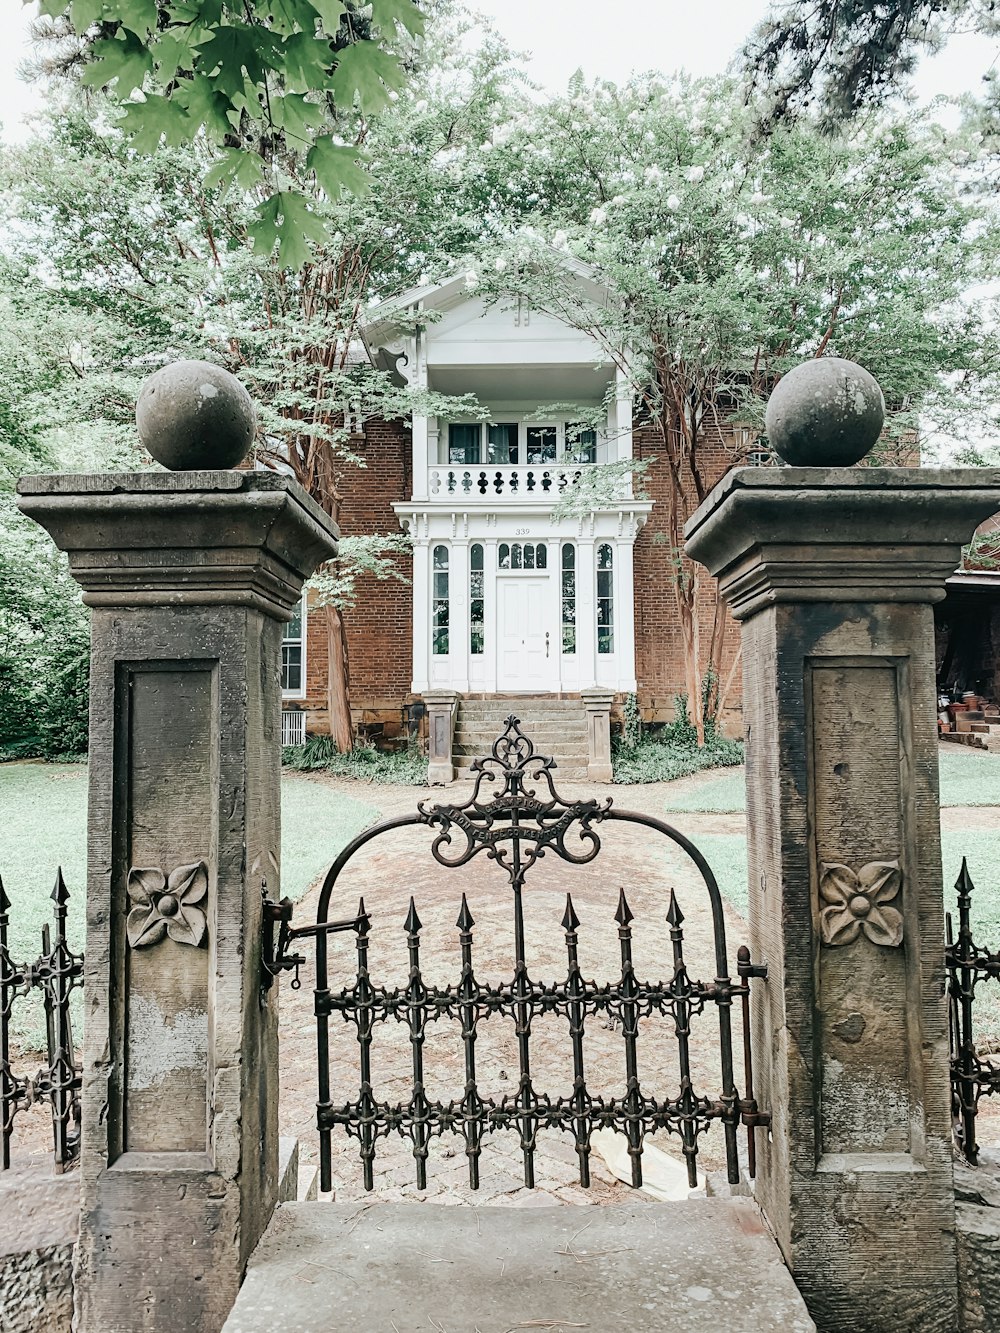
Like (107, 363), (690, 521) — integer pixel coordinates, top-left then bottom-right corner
(263, 716), (770, 1194)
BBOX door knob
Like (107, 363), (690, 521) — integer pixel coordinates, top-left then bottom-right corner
(545, 631), (550, 658)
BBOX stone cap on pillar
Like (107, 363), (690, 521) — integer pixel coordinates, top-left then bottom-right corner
(684, 466), (1000, 620)
(16, 471), (339, 621)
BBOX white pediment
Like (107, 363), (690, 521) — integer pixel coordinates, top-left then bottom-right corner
(426, 296), (606, 368)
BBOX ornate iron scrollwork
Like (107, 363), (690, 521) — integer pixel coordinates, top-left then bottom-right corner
(260, 713), (771, 1197)
(417, 716), (613, 889)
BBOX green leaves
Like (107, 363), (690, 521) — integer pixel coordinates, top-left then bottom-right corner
(306, 136), (369, 196)
(203, 147), (266, 194)
(371, 0), (425, 39)
(81, 31), (153, 94)
(195, 23), (279, 98)
(250, 191), (329, 270)
(330, 39), (406, 113)
(62, 0), (419, 271)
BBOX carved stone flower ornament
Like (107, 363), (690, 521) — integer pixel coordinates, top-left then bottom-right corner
(126, 861), (208, 949)
(819, 859), (903, 948)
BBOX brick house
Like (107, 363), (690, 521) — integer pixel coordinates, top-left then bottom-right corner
(279, 265), (743, 756)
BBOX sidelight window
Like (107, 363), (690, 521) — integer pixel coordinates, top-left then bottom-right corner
(597, 544), (614, 654)
(561, 544), (576, 654)
(470, 543), (484, 654)
(432, 545), (449, 654)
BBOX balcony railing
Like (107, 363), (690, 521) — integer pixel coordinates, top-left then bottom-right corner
(427, 464), (629, 503)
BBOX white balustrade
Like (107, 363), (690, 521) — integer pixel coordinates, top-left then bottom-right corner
(426, 464), (629, 503)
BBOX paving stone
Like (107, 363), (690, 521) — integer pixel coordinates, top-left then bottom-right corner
(223, 1200), (816, 1333)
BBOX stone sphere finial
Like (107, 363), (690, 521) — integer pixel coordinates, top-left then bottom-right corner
(765, 357), (885, 467)
(136, 360), (256, 471)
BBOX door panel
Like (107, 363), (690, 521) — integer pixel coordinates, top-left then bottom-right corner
(498, 578), (554, 690)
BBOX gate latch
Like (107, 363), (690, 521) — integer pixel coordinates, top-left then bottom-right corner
(260, 881), (369, 992)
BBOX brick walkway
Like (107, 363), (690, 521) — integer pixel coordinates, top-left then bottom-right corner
(278, 773), (756, 1207)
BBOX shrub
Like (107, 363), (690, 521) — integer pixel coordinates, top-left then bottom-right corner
(612, 691), (742, 784)
(283, 735), (429, 785)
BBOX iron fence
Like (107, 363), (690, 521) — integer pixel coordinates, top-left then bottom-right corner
(264, 714), (771, 1195)
(947, 857), (1000, 1165)
(0, 870), (83, 1173)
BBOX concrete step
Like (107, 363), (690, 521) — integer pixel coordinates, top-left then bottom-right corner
(453, 755), (589, 780)
(224, 1200), (816, 1333)
(459, 696), (583, 709)
(453, 725), (587, 744)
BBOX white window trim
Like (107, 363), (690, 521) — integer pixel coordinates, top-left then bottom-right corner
(281, 593), (307, 700)
(443, 417), (603, 466)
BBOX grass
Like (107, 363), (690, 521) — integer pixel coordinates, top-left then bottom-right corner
(0, 762), (378, 1045)
(659, 747), (1000, 814)
(943, 829), (1000, 1046)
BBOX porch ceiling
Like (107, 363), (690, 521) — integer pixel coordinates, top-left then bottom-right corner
(428, 363), (614, 405)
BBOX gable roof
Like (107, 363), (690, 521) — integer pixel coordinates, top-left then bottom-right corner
(361, 249), (611, 350)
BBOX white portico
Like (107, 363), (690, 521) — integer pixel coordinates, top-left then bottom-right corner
(363, 266), (652, 697)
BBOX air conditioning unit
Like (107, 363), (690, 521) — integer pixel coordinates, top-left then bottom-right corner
(281, 710), (306, 747)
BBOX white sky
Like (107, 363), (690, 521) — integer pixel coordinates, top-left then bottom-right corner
(2, 0), (1000, 141)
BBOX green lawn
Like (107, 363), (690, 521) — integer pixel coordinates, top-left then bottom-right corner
(659, 748), (1000, 814)
(0, 763), (378, 1044)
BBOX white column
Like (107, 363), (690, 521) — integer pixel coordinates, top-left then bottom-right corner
(412, 415), (429, 501)
(411, 532), (430, 694)
(483, 537), (498, 693)
(546, 537), (561, 688)
(615, 366), (634, 499)
(576, 537), (597, 688)
(617, 537), (638, 691)
(450, 538), (470, 692)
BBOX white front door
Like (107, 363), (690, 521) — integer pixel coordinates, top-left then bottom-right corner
(497, 577), (555, 690)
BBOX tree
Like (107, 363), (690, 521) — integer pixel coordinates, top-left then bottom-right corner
(4, 13), (519, 747)
(741, 0), (989, 130)
(28, 0), (423, 258)
(472, 74), (1000, 737)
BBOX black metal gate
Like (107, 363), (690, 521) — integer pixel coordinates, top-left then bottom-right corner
(263, 716), (770, 1195)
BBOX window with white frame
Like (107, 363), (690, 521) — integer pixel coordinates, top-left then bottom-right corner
(282, 597), (305, 695)
(442, 420), (600, 465)
(498, 542), (547, 570)
(597, 544), (614, 654)
(561, 543), (576, 654)
(470, 544), (485, 655)
(432, 545), (450, 654)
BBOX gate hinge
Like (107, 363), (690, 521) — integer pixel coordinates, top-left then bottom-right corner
(739, 1099), (772, 1129)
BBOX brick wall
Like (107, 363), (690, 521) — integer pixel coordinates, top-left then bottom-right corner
(300, 418), (414, 737)
(294, 413), (746, 738)
(632, 420), (744, 735)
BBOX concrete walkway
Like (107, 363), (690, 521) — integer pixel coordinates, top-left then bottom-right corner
(224, 1199), (815, 1333)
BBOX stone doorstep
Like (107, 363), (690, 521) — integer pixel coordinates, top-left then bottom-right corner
(222, 1199), (815, 1333)
(0, 1163), (78, 1333)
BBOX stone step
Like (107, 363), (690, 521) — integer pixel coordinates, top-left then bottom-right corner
(453, 725), (587, 744)
(223, 1200), (816, 1333)
(459, 696), (584, 708)
(453, 755), (589, 780)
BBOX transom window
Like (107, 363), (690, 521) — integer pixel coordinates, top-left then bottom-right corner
(282, 597), (305, 694)
(499, 542), (548, 570)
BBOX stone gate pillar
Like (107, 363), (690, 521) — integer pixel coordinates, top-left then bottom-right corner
(686, 462), (1000, 1331)
(17, 465), (338, 1332)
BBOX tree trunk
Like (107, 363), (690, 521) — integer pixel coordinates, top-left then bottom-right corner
(325, 603), (354, 753)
